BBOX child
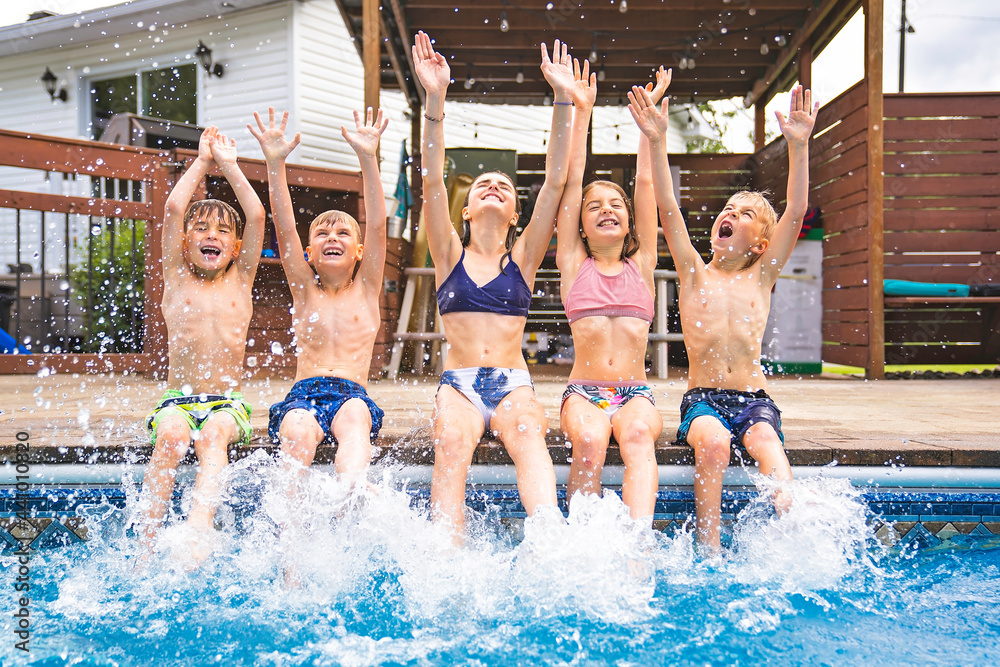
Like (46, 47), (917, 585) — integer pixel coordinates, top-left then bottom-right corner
(412, 31), (575, 541)
(557, 67), (670, 522)
(251, 107), (388, 485)
(629, 84), (819, 552)
(141, 125), (266, 564)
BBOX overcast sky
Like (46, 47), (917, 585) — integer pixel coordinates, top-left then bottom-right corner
(2, 0), (998, 150)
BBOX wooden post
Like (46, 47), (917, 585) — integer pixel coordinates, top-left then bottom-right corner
(144, 160), (172, 376)
(864, 0), (885, 380)
(798, 41), (813, 93)
(362, 0), (380, 120)
(754, 99), (766, 152)
(409, 101), (422, 239)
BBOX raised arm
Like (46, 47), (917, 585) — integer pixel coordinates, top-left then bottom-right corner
(760, 84), (818, 282)
(342, 107), (390, 293)
(628, 85), (702, 274)
(248, 108), (311, 294)
(162, 127), (215, 276)
(633, 67), (672, 272)
(513, 40), (576, 279)
(209, 131), (266, 280)
(554, 58), (596, 275)
(412, 31), (461, 278)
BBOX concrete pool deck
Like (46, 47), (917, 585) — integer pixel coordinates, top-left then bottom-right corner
(1, 367), (998, 468)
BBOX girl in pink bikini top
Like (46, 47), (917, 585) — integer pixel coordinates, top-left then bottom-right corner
(554, 66), (672, 525)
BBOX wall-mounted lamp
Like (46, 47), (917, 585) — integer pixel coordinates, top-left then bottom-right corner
(41, 67), (67, 102)
(195, 40), (224, 78)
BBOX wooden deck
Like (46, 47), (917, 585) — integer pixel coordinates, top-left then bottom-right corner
(2, 367), (998, 469)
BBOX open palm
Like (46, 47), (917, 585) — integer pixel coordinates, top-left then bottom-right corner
(342, 107), (388, 158)
(628, 85), (669, 139)
(539, 39), (575, 98)
(248, 108), (301, 163)
(776, 85), (819, 145)
(570, 58), (597, 108)
(413, 31), (451, 96)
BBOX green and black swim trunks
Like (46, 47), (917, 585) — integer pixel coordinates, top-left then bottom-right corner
(145, 390), (253, 446)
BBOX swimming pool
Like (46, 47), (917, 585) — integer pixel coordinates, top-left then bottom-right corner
(2, 457), (1000, 664)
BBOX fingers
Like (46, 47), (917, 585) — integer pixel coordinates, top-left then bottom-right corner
(540, 41), (551, 66)
(581, 58), (589, 81)
(252, 111), (266, 133)
(375, 108), (388, 133)
(366, 106), (374, 127)
(573, 57), (580, 81)
(279, 110), (289, 132)
(268, 107), (276, 128)
(290, 132), (301, 150)
(775, 110), (786, 127)
(660, 98), (670, 115)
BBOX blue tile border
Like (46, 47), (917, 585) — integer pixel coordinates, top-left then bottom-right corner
(2, 486), (1000, 551)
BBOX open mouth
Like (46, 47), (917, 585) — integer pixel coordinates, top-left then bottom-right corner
(201, 246), (222, 257)
(482, 193), (503, 202)
(597, 218), (619, 228)
(718, 222), (734, 239)
(322, 247), (344, 257)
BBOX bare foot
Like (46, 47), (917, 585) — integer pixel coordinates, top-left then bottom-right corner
(772, 486), (793, 515)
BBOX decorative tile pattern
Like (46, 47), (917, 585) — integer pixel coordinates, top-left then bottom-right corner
(3, 486), (1000, 552)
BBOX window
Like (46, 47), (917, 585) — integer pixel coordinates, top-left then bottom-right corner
(90, 64), (196, 139)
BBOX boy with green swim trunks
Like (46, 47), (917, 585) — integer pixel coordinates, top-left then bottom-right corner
(139, 125), (265, 565)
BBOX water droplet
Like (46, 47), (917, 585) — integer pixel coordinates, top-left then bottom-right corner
(502, 400), (512, 410)
(448, 291), (455, 299)
(246, 356), (257, 367)
(271, 341), (284, 355)
(308, 312), (319, 323)
(695, 321), (703, 327)
(518, 423), (527, 432)
(181, 384), (193, 395)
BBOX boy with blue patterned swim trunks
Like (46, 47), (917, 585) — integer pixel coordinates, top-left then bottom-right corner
(250, 107), (387, 487)
(632, 83), (819, 552)
(139, 125), (266, 565)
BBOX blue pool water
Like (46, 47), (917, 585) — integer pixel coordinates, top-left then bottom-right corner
(3, 455), (1000, 665)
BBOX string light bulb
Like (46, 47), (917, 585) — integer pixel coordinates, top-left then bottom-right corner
(760, 39), (770, 55)
(516, 65), (525, 84)
(776, 34), (787, 47)
(619, 0), (628, 13)
(500, 9), (510, 32)
(589, 35), (598, 64)
(464, 63), (475, 90)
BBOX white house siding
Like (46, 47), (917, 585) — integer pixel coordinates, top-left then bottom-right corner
(0, 3), (293, 274)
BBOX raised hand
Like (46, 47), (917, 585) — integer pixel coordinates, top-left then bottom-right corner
(210, 131), (238, 169)
(627, 85), (669, 141)
(342, 107), (389, 158)
(645, 66), (673, 106)
(776, 84), (819, 145)
(197, 126), (218, 163)
(569, 58), (597, 109)
(539, 39), (575, 99)
(412, 31), (451, 96)
(248, 108), (301, 164)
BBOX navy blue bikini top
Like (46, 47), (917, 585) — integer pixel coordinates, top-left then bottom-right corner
(436, 249), (532, 318)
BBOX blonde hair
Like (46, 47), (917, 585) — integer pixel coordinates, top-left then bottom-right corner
(308, 210), (362, 243)
(727, 191), (777, 268)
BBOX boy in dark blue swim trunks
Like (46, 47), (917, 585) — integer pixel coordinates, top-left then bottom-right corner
(250, 107), (387, 485)
(633, 83), (819, 552)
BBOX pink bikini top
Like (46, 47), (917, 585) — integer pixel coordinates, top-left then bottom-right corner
(563, 257), (655, 325)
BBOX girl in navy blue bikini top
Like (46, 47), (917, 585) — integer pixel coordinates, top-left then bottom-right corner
(412, 30), (580, 541)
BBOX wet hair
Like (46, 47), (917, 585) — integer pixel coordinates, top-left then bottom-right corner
(580, 180), (639, 261)
(308, 210), (362, 244)
(726, 190), (778, 269)
(183, 199), (244, 239)
(461, 171), (522, 253)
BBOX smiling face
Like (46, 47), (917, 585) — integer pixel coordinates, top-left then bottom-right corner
(306, 210), (363, 273)
(182, 200), (243, 275)
(461, 171), (522, 249)
(580, 181), (638, 258)
(711, 191), (777, 268)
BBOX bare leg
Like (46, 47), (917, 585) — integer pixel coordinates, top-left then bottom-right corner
(741, 422), (793, 514)
(330, 398), (374, 487)
(186, 412), (238, 534)
(686, 416), (733, 554)
(430, 386), (484, 544)
(611, 398), (662, 523)
(139, 414), (192, 552)
(491, 386), (558, 516)
(277, 409), (324, 588)
(561, 396), (612, 508)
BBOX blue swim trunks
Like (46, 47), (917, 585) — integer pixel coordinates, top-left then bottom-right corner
(676, 387), (784, 447)
(268, 377), (384, 445)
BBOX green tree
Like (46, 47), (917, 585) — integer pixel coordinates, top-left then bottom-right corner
(70, 219), (145, 353)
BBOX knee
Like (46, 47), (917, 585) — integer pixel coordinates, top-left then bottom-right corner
(154, 422), (191, 464)
(333, 401), (372, 438)
(617, 419), (657, 451)
(279, 412), (321, 449)
(743, 422), (781, 450)
(433, 423), (476, 464)
(693, 434), (731, 472)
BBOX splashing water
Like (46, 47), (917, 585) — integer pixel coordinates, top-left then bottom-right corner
(3, 463), (1000, 664)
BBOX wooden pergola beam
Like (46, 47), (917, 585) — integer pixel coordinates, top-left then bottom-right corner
(363, 0), (380, 114)
(864, 0), (885, 380)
